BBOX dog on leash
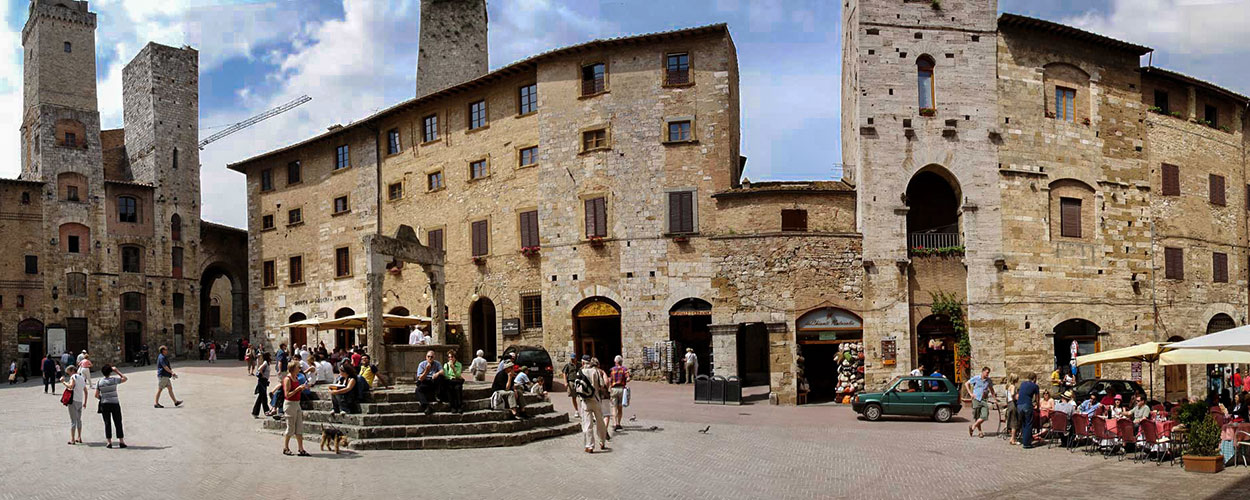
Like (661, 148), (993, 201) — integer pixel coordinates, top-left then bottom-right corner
(320, 424), (349, 454)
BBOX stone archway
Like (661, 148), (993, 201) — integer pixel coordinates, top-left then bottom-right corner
(1054, 318), (1100, 382)
(669, 298), (712, 381)
(573, 297), (621, 366)
(470, 299), (497, 361)
(199, 261), (245, 345)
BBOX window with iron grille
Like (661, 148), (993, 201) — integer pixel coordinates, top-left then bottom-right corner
(428, 171), (445, 190)
(518, 84), (537, 114)
(261, 169), (273, 191)
(422, 114), (439, 142)
(287, 161), (301, 184)
(335, 144), (350, 170)
(470, 160), (488, 180)
(427, 229), (443, 251)
(667, 121), (692, 142)
(469, 100), (487, 130)
(335, 247), (351, 277)
(388, 182), (404, 201)
(668, 191), (695, 233)
(289, 255), (304, 284)
(262, 260), (275, 287)
(1213, 252), (1228, 283)
(261, 214), (274, 230)
(288, 208), (302, 225)
(1164, 247), (1183, 280)
(471, 220), (489, 256)
(522, 294), (543, 329)
(781, 209), (808, 232)
(122, 292), (142, 312)
(582, 129), (607, 151)
(519, 210), (539, 248)
(519, 146), (538, 167)
(333, 195), (349, 214)
(387, 129), (401, 155)
(585, 197), (607, 237)
(581, 63), (605, 95)
(666, 53), (689, 85)
(121, 246), (141, 273)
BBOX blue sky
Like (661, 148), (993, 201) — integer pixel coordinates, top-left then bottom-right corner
(0, 0), (1246, 227)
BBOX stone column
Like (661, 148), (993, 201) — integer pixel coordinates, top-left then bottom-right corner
(766, 322), (795, 405)
(427, 265), (446, 344)
(709, 324), (738, 377)
(365, 244), (387, 373)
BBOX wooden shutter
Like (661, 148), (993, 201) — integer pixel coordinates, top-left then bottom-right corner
(472, 220), (488, 256)
(1214, 252), (1228, 283)
(668, 192), (694, 233)
(1059, 197), (1081, 238)
(1164, 247), (1183, 280)
(520, 211), (539, 248)
(427, 229), (443, 251)
(1210, 174), (1226, 205)
(585, 198), (606, 237)
(1161, 164), (1179, 196)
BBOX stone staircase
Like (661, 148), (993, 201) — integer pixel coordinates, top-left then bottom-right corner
(261, 382), (579, 450)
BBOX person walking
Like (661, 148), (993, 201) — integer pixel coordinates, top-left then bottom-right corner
(208, 342), (217, 363)
(94, 364), (128, 448)
(154, 346), (183, 408)
(443, 350), (465, 414)
(281, 362), (311, 456)
(42, 354), (57, 393)
(276, 343), (288, 373)
(964, 366), (996, 438)
(562, 353), (582, 418)
(63, 365), (87, 445)
(252, 352), (273, 418)
(78, 353), (93, 388)
(609, 355), (631, 431)
(1017, 372), (1040, 448)
(469, 350), (488, 382)
(7, 360), (16, 385)
(684, 348), (698, 384)
(245, 346), (255, 375)
(578, 356), (609, 453)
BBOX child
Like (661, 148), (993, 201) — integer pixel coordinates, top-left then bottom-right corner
(530, 376), (549, 401)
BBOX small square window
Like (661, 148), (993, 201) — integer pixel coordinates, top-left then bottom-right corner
(519, 146), (538, 167)
(333, 196), (350, 214)
(388, 182), (404, 201)
(581, 63), (606, 95)
(387, 129), (401, 155)
(518, 84), (538, 115)
(261, 214), (274, 230)
(470, 160), (488, 180)
(667, 121), (692, 142)
(287, 161), (301, 185)
(422, 114), (439, 143)
(288, 208), (302, 225)
(582, 129), (608, 151)
(335, 144), (350, 170)
(65, 132), (77, 147)
(469, 100), (488, 130)
(665, 53), (690, 85)
(428, 171), (445, 190)
(67, 235), (80, 254)
(781, 209), (808, 232)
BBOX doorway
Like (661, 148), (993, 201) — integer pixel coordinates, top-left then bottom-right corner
(470, 299), (497, 361)
(17, 318), (44, 374)
(1164, 335), (1188, 401)
(1206, 314), (1236, 404)
(387, 307), (411, 344)
(288, 312), (308, 349)
(795, 307), (863, 401)
(573, 297), (621, 365)
(334, 308), (355, 351)
(1054, 318), (1100, 382)
(123, 320), (142, 364)
(669, 298), (712, 381)
(916, 314), (956, 381)
(66, 318), (88, 355)
(737, 323), (771, 387)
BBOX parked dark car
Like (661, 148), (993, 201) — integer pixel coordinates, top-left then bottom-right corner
(501, 345), (554, 391)
(852, 376), (962, 422)
(1070, 379), (1145, 403)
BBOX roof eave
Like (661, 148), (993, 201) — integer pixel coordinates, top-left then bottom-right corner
(998, 13), (1151, 56)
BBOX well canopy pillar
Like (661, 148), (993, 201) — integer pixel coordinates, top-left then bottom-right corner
(363, 225), (447, 374)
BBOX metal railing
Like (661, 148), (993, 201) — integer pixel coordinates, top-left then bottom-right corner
(908, 232), (960, 250)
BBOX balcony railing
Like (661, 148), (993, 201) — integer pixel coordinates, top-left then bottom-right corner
(908, 232), (961, 255)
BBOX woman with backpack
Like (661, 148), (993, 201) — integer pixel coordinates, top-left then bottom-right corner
(252, 352), (272, 418)
(577, 356), (609, 453)
(62, 365), (87, 445)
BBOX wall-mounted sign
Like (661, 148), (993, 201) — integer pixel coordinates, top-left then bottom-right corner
(1130, 362), (1142, 383)
(502, 318), (521, 337)
(17, 344), (30, 353)
(881, 339), (896, 366)
(796, 307), (863, 331)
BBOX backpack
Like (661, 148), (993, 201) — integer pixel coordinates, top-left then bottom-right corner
(573, 369), (596, 399)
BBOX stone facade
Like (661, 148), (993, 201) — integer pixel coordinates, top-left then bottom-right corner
(0, 1), (247, 374)
(415, 0), (488, 98)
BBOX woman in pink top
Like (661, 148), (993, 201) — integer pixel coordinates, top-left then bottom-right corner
(1039, 390), (1054, 420)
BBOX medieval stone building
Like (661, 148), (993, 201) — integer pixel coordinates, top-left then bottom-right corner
(232, 0), (1248, 405)
(0, 0), (247, 373)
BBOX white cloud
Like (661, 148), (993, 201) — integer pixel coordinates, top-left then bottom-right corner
(1065, 0), (1250, 55)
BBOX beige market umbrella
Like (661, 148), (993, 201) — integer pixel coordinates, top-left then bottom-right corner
(1158, 348), (1250, 366)
(279, 317), (323, 329)
(315, 313), (430, 330)
(1076, 342), (1250, 398)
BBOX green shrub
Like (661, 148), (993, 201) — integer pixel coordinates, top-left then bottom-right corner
(1187, 414), (1221, 457)
(1173, 402), (1210, 427)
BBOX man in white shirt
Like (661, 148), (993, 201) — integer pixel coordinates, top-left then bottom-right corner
(909, 364), (925, 377)
(409, 327), (426, 345)
(315, 354), (334, 384)
(683, 348), (698, 384)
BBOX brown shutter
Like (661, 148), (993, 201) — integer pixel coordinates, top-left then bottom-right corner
(1161, 164), (1179, 196)
(668, 192), (682, 232)
(1210, 174), (1226, 205)
(472, 220), (488, 256)
(1214, 252), (1228, 283)
(595, 198), (607, 236)
(427, 229), (443, 251)
(1165, 247), (1183, 280)
(584, 199), (595, 237)
(520, 211), (538, 248)
(680, 192), (694, 232)
(1060, 198), (1081, 238)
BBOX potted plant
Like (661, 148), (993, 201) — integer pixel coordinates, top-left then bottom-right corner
(1183, 414), (1224, 473)
(588, 235), (605, 248)
(1147, 106), (1164, 114)
(1082, 117), (1091, 125)
(471, 255), (486, 265)
(1045, 110), (1056, 119)
(520, 246), (540, 257)
(919, 107), (936, 117)
(672, 234), (689, 243)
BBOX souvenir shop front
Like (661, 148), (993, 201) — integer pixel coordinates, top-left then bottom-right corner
(795, 307), (864, 404)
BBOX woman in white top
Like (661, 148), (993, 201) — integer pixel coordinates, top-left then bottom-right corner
(63, 365), (88, 445)
(252, 352), (272, 418)
(1005, 373), (1020, 445)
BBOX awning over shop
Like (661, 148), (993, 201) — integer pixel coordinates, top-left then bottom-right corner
(279, 313), (431, 330)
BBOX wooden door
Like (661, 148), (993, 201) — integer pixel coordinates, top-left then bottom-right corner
(1165, 365), (1188, 402)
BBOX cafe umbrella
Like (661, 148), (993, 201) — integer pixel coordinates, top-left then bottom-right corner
(1076, 342), (1250, 398)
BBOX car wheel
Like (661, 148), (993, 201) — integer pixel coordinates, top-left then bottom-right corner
(933, 406), (952, 422)
(864, 404), (883, 421)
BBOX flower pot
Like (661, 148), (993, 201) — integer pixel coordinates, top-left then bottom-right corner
(1182, 455), (1224, 473)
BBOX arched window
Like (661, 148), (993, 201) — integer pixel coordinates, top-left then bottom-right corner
(171, 214), (182, 241)
(118, 196), (139, 223)
(917, 55), (935, 110)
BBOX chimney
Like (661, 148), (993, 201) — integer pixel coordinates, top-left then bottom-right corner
(416, 0), (489, 98)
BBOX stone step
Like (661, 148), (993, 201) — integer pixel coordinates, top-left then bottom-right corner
(263, 411), (571, 440)
(309, 383), (499, 403)
(304, 393), (545, 414)
(350, 422), (581, 450)
(299, 402), (558, 427)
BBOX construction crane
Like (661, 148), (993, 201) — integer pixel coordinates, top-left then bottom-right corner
(198, 95), (312, 149)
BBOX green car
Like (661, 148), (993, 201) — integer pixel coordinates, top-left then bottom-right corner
(852, 376), (962, 422)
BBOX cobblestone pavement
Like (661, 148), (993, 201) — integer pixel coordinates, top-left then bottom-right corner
(1, 360), (1247, 499)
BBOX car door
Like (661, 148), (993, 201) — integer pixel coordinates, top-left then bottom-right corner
(890, 378), (928, 415)
(922, 378), (953, 414)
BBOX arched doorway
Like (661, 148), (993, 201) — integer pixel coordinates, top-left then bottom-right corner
(123, 320), (143, 364)
(573, 297), (621, 365)
(1206, 314), (1236, 404)
(905, 168), (961, 251)
(796, 307), (863, 403)
(916, 314), (956, 381)
(199, 262), (242, 344)
(387, 307), (410, 344)
(17, 318), (44, 374)
(287, 312), (308, 349)
(470, 299), (497, 361)
(1054, 318), (1100, 382)
(1164, 335), (1188, 402)
(669, 298), (712, 382)
(334, 308), (355, 351)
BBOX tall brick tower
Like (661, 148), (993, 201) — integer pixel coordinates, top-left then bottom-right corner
(842, 0), (1005, 383)
(416, 0), (488, 97)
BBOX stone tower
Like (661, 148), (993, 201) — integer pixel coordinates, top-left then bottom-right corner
(842, 0), (1005, 383)
(415, 0), (488, 97)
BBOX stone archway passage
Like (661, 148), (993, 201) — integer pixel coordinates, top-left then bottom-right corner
(1054, 318), (1100, 382)
(470, 299), (497, 361)
(199, 262), (245, 345)
(669, 298), (712, 382)
(573, 297), (621, 365)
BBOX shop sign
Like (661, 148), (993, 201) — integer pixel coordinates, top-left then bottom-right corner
(1130, 362), (1142, 382)
(17, 344), (30, 353)
(797, 307), (863, 331)
(881, 339), (896, 366)
(501, 318), (521, 337)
